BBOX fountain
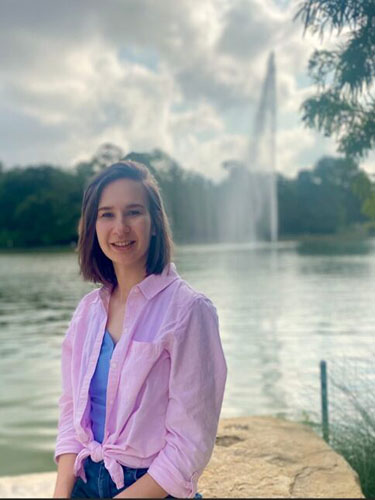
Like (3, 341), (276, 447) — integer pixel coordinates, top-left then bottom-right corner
(220, 52), (278, 243)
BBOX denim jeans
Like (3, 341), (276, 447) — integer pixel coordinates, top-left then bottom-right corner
(71, 456), (203, 498)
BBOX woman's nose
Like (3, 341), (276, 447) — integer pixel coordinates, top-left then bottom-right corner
(114, 217), (130, 234)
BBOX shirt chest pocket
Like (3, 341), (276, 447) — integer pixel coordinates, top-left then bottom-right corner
(126, 339), (165, 364)
(123, 340), (170, 397)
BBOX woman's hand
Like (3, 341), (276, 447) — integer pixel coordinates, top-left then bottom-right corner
(113, 472), (168, 498)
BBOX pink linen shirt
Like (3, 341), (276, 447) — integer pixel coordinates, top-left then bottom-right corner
(54, 262), (227, 498)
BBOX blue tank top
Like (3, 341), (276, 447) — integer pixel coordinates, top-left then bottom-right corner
(89, 329), (115, 443)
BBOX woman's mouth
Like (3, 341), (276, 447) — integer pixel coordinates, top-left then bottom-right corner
(111, 241), (136, 250)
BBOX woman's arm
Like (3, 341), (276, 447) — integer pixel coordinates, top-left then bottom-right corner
(146, 295), (227, 498)
(54, 302), (85, 497)
(53, 453), (77, 498)
(54, 311), (85, 461)
(113, 472), (168, 498)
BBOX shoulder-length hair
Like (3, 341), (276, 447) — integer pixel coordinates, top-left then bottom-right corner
(77, 160), (174, 285)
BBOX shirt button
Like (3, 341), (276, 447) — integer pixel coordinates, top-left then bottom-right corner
(134, 288), (139, 294)
(112, 362), (117, 369)
(124, 327), (129, 333)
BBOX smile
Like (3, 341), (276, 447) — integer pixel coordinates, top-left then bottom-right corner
(111, 241), (135, 249)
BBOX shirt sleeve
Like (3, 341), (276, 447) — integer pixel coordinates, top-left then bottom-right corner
(54, 304), (85, 463)
(147, 295), (227, 498)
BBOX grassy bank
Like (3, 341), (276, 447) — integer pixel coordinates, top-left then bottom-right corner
(280, 222), (375, 243)
(297, 357), (375, 499)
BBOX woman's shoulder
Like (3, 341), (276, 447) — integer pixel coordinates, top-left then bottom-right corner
(71, 286), (104, 319)
(170, 277), (217, 318)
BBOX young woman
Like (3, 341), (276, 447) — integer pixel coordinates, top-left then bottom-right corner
(52, 160), (227, 498)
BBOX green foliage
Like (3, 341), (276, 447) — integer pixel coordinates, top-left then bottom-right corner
(93, 143), (124, 171)
(295, 0), (375, 159)
(278, 155), (368, 235)
(362, 193), (375, 220)
(0, 145), (374, 248)
(326, 358), (375, 498)
(351, 170), (375, 223)
(0, 165), (81, 247)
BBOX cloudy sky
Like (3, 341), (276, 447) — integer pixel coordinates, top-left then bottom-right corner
(1, 0), (374, 181)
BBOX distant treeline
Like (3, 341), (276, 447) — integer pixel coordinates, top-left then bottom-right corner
(0, 145), (374, 248)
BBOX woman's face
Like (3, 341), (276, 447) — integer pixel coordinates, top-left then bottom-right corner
(95, 178), (153, 272)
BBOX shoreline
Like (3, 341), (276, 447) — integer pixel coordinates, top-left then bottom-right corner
(0, 231), (374, 254)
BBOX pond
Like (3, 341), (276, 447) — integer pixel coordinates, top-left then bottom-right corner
(1, 239), (374, 475)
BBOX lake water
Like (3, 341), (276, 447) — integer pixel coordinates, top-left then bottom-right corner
(1, 239), (375, 476)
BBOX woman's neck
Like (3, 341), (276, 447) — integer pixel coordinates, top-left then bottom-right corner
(112, 264), (147, 304)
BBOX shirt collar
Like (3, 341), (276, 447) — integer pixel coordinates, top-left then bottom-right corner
(97, 262), (179, 307)
(139, 261), (179, 300)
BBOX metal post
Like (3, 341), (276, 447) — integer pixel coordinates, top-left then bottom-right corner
(320, 360), (329, 443)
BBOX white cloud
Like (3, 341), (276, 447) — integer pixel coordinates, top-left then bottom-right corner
(0, 0), (358, 180)
(169, 104), (224, 137)
(218, 0), (286, 60)
(361, 152), (375, 178)
(276, 126), (338, 177)
(171, 132), (247, 181)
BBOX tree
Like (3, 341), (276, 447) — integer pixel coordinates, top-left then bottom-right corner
(352, 170), (375, 223)
(312, 156), (364, 227)
(295, 0), (375, 160)
(277, 155), (368, 236)
(0, 165), (82, 247)
(74, 143), (124, 191)
(93, 143), (123, 171)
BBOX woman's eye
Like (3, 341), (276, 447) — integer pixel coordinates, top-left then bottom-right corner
(99, 211), (140, 218)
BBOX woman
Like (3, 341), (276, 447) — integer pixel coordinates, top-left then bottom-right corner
(53, 160), (227, 498)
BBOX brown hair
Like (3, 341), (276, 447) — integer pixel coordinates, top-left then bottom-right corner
(77, 160), (174, 285)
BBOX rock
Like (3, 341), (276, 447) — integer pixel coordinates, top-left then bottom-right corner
(0, 471), (56, 498)
(201, 416), (364, 498)
(0, 417), (364, 498)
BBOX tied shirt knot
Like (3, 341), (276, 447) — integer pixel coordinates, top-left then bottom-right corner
(88, 440), (104, 462)
(74, 441), (126, 489)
